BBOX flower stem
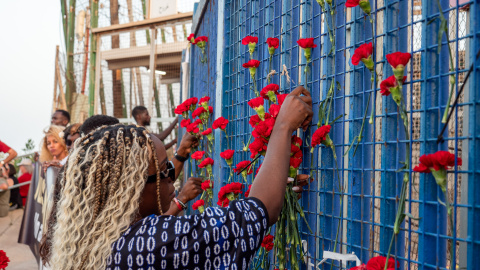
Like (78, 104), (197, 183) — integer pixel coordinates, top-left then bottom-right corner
(268, 56), (273, 84)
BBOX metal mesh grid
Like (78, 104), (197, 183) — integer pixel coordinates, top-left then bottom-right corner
(188, 0), (478, 269)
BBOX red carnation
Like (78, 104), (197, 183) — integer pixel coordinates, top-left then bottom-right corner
(194, 36), (208, 48)
(386, 52), (411, 81)
(0, 250), (10, 269)
(233, 160), (254, 175)
(413, 151), (462, 192)
(248, 97), (266, 120)
(291, 135), (302, 153)
(199, 157), (214, 168)
(174, 103), (189, 116)
(187, 97), (198, 107)
(249, 114), (262, 128)
(192, 107), (207, 118)
(269, 104), (281, 118)
(351, 43), (374, 70)
(212, 116), (229, 130)
(242, 35), (258, 45)
(201, 179), (213, 191)
(208, 106), (213, 114)
(202, 128), (212, 136)
(180, 118), (191, 128)
(365, 256), (398, 270)
(277, 93), (288, 105)
(380, 75), (406, 105)
(187, 33), (196, 44)
(199, 96), (210, 109)
(220, 149), (235, 166)
(345, 0), (371, 14)
(311, 125), (332, 148)
(260, 83), (280, 103)
(261, 235), (274, 251)
(186, 123), (199, 134)
(192, 199), (205, 211)
(217, 182), (243, 207)
(191, 151), (205, 160)
(266, 37), (280, 55)
(243, 59), (261, 68)
(249, 137), (268, 158)
(290, 157), (302, 168)
(297, 38), (317, 48)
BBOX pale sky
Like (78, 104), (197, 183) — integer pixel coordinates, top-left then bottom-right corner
(0, 1), (62, 154)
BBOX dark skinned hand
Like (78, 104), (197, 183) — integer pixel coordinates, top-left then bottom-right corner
(177, 177), (203, 203)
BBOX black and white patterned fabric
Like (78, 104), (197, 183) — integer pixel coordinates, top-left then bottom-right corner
(106, 197), (269, 270)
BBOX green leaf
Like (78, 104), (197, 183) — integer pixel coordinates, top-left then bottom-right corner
(396, 164), (407, 173)
(405, 212), (422, 220)
(336, 81), (342, 92)
(438, 197), (447, 207)
(329, 114), (345, 125)
(437, 19), (447, 54)
(427, 16), (439, 25)
(343, 137), (357, 157)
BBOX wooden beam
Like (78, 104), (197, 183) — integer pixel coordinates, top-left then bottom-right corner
(106, 54), (182, 70)
(91, 12), (193, 35)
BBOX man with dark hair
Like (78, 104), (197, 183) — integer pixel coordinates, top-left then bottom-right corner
(51, 109), (70, 127)
(131, 106), (178, 150)
(79, 115), (120, 135)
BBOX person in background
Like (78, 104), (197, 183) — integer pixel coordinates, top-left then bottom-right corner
(0, 140), (17, 167)
(50, 109), (70, 127)
(0, 172), (9, 217)
(132, 106), (178, 150)
(63, 123), (82, 152)
(2, 163), (22, 210)
(17, 158), (33, 206)
(40, 125), (68, 171)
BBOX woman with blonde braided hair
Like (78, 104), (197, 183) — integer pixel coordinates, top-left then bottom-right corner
(41, 86), (313, 270)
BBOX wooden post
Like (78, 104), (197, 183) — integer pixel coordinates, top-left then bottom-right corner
(60, 0), (68, 47)
(127, 0), (145, 106)
(88, 0), (98, 116)
(110, 0), (124, 118)
(167, 83), (175, 117)
(80, 9), (90, 95)
(148, 27), (157, 115)
(65, 0), (77, 111)
(94, 36), (101, 114)
(52, 46), (60, 113)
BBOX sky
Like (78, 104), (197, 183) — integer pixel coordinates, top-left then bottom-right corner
(0, 1), (62, 155)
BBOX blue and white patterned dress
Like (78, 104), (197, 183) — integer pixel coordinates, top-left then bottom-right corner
(106, 198), (269, 270)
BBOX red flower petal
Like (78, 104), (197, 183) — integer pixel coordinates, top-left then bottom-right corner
(248, 97), (265, 109)
(351, 43), (373, 66)
(194, 36), (208, 43)
(386, 52), (411, 68)
(192, 199), (205, 210)
(201, 180), (213, 191)
(269, 104), (281, 118)
(192, 107), (207, 118)
(199, 96), (210, 105)
(266, 37), (280, 49)
(297, 38), (317, 48)
(212, 116), (229, 129)
(311, 125), (331, 147)
(345, 0), (361, 7)
(366, 256), (398, 270)
(277, 93), (288, 105)
(180, 118), (191, 128)
(198, 157), (214, 168)
(260, 84), (280, 100)
(233, 160), (254, 175)
(220, 149), (235, 160)
(245, 184), (252, 197)
(242, 59), (261, 68)
(201, 128), (212, 136)
(242, 35), (258, 45)
(191, 151), (205, 160)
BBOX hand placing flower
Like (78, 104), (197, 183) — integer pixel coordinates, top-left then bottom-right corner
(380, 75), (407, 105)
(242, 35), (258, 57)
(260, 83), (280, 103)
(217, 182), (243, 207)
(248, 97), (266, 120)
(192, 199), (205, 213)
(386, 52), (411, 82)
(346, 0), (372, 15)
(352, 43), (374, 71)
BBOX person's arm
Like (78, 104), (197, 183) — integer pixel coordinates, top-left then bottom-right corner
(172, 133), (199, 179)
(164, 138), (177, 150)
(7, 178), (14, 187)
(1, 149), (17, 165)
(248, 86), (313, 226)
(157, 117), (179, 141)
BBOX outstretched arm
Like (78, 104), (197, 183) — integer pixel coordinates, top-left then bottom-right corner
(248, 86), (313, 226)
(157, 117), (179, 141)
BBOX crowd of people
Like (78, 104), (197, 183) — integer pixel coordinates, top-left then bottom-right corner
(0, 86), (313, 269)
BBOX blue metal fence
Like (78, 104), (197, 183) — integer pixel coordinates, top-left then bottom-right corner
(187, 0), (479, 269)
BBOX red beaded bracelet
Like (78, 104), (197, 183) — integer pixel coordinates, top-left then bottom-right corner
(173, 198), (184, 211)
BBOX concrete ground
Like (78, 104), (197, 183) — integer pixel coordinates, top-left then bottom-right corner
(0, 209), (38, 270)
